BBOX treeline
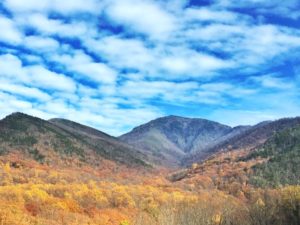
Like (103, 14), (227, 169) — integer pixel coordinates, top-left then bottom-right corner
(248, 125), (300, 187)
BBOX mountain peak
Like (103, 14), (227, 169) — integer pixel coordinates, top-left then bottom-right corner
(3, 112), (45, 124)
(158, 115), (214, 122)
(120, 115), (232, 167)
(130, 115), (230, 132)
(164, 115), (192, 120)
(5, 112), (32, 119)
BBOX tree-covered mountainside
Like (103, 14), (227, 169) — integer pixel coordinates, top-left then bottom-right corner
(120, 115), (300, 167)
(0, 112), (300, 225)
(119, 115), (241, 167)
(248, 125), (300, 187)
(184, 117), (300, 165)
(169, 123), (300, 192)
(0, 112), (149, 167)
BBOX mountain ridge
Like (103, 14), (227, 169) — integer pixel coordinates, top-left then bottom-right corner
(2, 112), (300, 170)
(185, 116), (300, 165)
(120, 115), (300, 167)
(120, 115), (239, 167)
(0, 112), (150, 168)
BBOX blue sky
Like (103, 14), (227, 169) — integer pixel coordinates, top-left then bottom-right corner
(0, 0), (300, 135)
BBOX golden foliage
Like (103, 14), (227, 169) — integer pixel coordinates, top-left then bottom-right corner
(0, 156), (299, 225)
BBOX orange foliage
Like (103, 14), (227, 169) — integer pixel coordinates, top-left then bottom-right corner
(0, 151), (299, 225)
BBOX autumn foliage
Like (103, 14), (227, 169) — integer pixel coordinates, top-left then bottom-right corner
(0, 147), (299, 225)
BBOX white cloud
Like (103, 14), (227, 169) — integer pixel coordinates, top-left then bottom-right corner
(209, 109), (279, 126)
(119, 80), (199, 102)
(0, 85), (162, 135)
(194, 82), (256, 105)
(85, 36), (154, 71)
(233, 25), (300, 66)
(159, 49), (232, 77)
(23, 35), (60, 52)
(0, 92), (32, 115)
(17, 13), (90, 38)
(77, 84), (100, 97)
(0, 54), (27, 81)
(4, 0), (49, 12)
(73, 63), (117, 84)
(0, 54), (77, 92)
(251, 74), (296, 89)
(195, 90), (225, 105)
(86, 36), (231, 79)
(243, 25), (300, 55)
(40, 99), (73, 115)
(209, 103), (300, 127)
(35, 96), (162, 135)
(8, 99), (32, 109)
(117, 80), (257, 107)
(75, 104), (162, 135)
(51, 50), (118, 84)
(185, 24), (245, 42)
(185, 23), (300, 68)
(21, 54), (43, 64)
(4, 0), (103, 15)
(0, 80), (51, 101)
(26, 66), (77, 92)
(214, 0), (300, 19)
(51, 0), (102, 15)
(0, 16), (22, 44)
(184, 7), (242, 23)
(23, 109), (56, 119)
(106, 0), (176, 39)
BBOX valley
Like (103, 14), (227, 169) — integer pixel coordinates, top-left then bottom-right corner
(0, 112), (299, 225)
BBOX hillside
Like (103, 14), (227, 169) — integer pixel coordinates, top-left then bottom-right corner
(120, 116), (300, 167)
(119, 115), (234, 167)
(184, 117), (300, 165)
(247, 124), (300, 187)
(0, 112), (300, 225)
(169, 122), (300, 191)
(0, 112), (149, 168)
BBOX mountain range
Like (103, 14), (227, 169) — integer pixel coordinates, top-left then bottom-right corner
(168, 121), (300, 189)
(1, 112), (300, 170)
(120, 115), (300, 167)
